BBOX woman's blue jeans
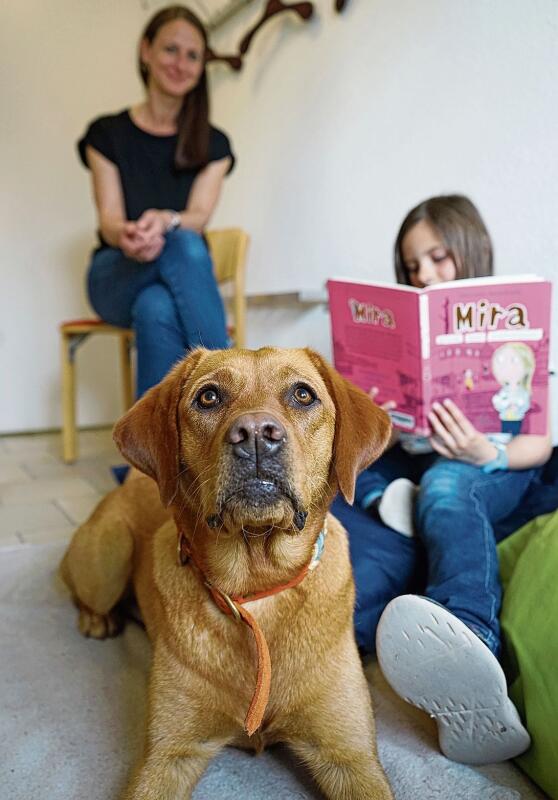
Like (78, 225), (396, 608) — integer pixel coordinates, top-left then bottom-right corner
(87, 230), (228, 397)
(334, 444), (541, 657)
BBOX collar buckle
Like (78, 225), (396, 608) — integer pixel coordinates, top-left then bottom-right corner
(205, 580), (242, 622)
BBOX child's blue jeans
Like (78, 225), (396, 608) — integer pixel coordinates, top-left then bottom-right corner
(334, 443), (542, 657)
(87, 230), (228, 397)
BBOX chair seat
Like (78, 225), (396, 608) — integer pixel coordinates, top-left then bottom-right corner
(60, 319), (133, 336)
(61, 319), (236, 337)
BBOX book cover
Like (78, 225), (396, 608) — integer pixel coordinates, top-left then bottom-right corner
(327, 276), (552, 436)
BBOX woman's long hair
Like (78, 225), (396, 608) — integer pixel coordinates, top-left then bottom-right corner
(139, 5), (210, 170)
(394, 195), (494, 285)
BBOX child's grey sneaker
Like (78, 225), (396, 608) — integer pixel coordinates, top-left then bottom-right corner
(376, 594), (531, 765)
(377, 477), (418, 537)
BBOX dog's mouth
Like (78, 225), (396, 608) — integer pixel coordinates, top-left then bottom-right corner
(208, 478), (307, 533)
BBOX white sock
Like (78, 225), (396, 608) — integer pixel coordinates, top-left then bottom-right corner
(377, 477), (418, 537)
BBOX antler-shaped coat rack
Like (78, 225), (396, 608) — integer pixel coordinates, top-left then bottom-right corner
(239, 1), (314, 55)
(206, 46), (244, 71)
(206, 0), (349, 71)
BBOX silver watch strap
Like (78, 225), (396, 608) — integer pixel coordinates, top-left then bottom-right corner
(166, 211), (181, 233)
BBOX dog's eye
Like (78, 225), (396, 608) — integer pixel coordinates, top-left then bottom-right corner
(195, 386), (221, 409)
(292, 384), (317, 407)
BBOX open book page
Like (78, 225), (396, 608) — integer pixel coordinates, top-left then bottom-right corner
(424, 278), (552, 436)
(328, 276), (552, 437)
(327, 279), (424, 430)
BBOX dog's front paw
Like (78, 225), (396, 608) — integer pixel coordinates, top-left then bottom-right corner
(77, 606), (123, 639)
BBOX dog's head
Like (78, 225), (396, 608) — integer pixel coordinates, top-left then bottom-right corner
(113, 347), (390, 534)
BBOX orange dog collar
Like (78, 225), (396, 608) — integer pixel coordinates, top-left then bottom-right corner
(176, 523), (327, 736)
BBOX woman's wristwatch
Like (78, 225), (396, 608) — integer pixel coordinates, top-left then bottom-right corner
(165, 210), (182, 233)
(481, 441), (509, 473)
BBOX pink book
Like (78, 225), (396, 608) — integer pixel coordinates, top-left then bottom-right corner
(328, 276), (552, 436)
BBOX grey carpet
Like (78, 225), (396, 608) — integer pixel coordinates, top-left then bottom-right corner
(0, 542), (547, 800)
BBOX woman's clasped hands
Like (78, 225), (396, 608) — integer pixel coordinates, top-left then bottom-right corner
(118, 209), (172, 263)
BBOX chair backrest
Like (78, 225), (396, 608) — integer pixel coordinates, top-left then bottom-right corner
(206, 228), (249, 348)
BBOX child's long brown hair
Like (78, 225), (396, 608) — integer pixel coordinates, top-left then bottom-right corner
(139, 5), (210, 171)
(394, 195), (493, 285)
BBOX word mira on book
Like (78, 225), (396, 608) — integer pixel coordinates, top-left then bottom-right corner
(454, 300), (528, 333)
(349, 298), (395, 328)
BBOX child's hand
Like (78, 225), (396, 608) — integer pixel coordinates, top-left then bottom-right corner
(428, 399), (497, 465)
(369, 387), (397, 412)
(369, 388), (400, 448)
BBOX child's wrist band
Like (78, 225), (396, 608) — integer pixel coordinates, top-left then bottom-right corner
(481, 442), (509, 473)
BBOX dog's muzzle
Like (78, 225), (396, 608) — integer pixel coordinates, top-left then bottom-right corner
(208, 412), (307, 530)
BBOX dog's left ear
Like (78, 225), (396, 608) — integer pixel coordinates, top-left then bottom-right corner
(305, 349), (392, 505)
(113, 348), (208, 507)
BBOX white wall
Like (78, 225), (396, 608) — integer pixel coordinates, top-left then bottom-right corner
(1, 0), (557, 434)
(211, 0), (558, 293)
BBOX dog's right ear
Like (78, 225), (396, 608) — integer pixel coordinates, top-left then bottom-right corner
(113, 348), (208, 507)
(304, 348), (392, 505)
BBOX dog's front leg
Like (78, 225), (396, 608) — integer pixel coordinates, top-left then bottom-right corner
(122, 739), (228, 800)
(122, 649), (235, 800)
(286, 656), (393, 799)
(288, 720), (393, 800)
(289, 739), (393, 800)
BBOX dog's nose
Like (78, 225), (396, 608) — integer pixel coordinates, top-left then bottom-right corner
(227, 413), (286, 460)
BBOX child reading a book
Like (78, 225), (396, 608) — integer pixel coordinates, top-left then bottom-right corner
(334, 194), (552, 765)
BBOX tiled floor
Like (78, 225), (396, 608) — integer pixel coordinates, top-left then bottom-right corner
(0, 428), (119, 547)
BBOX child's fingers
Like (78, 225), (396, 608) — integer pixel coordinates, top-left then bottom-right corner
(428, 409), (458, 452)
(368, 387), (397, 411)
(431, 402), (467, 448)
(429, 435), (454, 459)
(441, 398), (476, 436)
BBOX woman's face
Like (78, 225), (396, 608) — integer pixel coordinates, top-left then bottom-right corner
(142, 19), (205, 98)
(400, 220), (457, 287)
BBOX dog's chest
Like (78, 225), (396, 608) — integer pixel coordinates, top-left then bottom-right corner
(151, 572), (331, 701)
(140, 523), (354, 723)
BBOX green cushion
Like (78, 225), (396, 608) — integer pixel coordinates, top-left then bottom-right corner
(498, 511), (558, 799)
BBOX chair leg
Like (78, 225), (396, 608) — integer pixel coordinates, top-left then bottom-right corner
(233, 294), (246, 348)
(119, 333), (134, 411)
(234, 259), (246, 348)
(61, 333), (77, 463)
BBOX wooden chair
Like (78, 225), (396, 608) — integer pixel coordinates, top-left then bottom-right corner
(60, 227), (249, 463)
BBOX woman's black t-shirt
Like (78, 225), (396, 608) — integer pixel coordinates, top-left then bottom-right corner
(78, 109), (235, 242)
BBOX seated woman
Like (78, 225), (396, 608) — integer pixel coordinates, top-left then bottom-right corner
(78, 5), (234, 398)
(333, 194), (553, 765)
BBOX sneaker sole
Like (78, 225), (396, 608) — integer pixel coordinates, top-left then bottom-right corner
(376, 595), (531, 764)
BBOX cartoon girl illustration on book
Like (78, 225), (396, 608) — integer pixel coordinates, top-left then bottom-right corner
(491, 342), (535, 434)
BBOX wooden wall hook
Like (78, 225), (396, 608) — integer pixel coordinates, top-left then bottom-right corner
(206, 47), (243, 71)
(239, 1), (314, 56)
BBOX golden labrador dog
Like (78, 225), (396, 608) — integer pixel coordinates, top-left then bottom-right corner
(61, 347), (394, 800)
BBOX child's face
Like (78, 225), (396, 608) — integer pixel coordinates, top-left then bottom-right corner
(400, 220), (457, 287)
